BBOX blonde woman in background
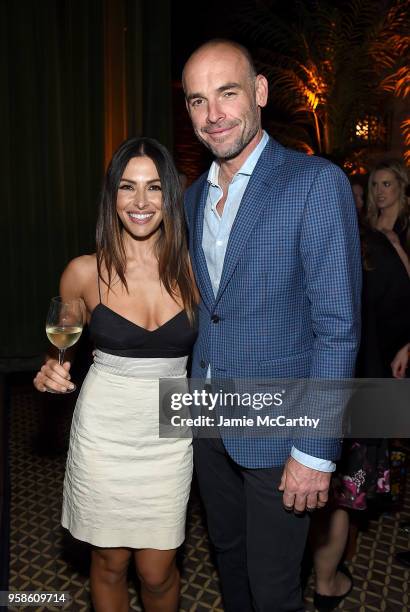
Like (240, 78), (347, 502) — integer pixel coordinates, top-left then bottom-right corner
(310, 159), (410, 612)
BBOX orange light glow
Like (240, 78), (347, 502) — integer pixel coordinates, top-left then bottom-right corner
(356, 121), (369, 139)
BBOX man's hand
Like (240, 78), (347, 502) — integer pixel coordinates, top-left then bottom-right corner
(278, 456), (331, 513)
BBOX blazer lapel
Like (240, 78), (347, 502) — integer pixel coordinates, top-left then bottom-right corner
(190, 178), (215, 311)
(216, 139), (285, 304)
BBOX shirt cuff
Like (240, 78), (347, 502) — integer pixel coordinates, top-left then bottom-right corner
(291, 447), (336, 472)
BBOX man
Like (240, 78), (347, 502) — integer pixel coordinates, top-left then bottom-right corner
(182, 39), (361, 611)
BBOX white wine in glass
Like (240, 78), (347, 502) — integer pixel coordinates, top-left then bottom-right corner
(45, 296), (84, 393)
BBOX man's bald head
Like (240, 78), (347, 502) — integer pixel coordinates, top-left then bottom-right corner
(182, 39), (257, 93)
(181, 38), (268, 162)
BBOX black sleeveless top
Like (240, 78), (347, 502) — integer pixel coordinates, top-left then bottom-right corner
(89, 279), (197, 358)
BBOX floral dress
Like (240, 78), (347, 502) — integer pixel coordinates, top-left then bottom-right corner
(333, 440), (390, 510)
(334, 228), (410, 511)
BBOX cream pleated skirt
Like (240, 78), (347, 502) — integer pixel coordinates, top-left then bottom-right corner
(61, 351), (193, 550)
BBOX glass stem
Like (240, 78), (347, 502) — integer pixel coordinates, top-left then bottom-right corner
(58, 349), (66, 366)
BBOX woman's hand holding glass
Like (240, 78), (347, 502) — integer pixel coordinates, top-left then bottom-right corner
(33, 296), (84, 393)
(34, 357), (75, 393)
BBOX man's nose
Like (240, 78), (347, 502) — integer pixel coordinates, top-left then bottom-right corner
(207, 99), (225, 124)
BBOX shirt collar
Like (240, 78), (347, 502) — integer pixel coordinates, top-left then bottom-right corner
(207, 130), (269, 187)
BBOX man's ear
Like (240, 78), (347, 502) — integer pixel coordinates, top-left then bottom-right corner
(255, 74), (268, 108)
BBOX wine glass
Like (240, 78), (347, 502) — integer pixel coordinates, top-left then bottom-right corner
(45, 296), (84, 393)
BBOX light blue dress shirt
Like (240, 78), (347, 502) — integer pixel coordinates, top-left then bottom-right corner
(202, 131), (335, 473)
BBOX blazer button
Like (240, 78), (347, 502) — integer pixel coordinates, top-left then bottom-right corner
(200, 360), (206, 368)
(211, 314), (220, 323)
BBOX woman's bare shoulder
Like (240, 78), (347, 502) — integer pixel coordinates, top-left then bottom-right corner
(60, 254), (97, 297)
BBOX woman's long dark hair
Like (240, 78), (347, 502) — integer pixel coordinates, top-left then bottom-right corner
(96, 137), (197, 321)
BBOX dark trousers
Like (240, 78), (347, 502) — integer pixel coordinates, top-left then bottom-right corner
(193, 437), (310, 612)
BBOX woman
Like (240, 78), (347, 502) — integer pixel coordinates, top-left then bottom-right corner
(349, 175), (367, 215)
(310, 159), (410, 612)
(34, 137), (198, 612)
(367, 159), (410, 254)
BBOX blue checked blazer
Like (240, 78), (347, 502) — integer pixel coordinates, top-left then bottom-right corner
(185, 137), (362, 468)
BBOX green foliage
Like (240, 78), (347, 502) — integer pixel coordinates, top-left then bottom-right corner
(235, 0), (409, 166)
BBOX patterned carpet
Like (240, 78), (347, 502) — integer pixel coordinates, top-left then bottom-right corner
(6, 377), (410, 611)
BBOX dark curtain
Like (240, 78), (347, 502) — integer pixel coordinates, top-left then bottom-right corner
(1, 0), (172, 369)
(141, 0), (173, 149)
(0, 1), (104, 367)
